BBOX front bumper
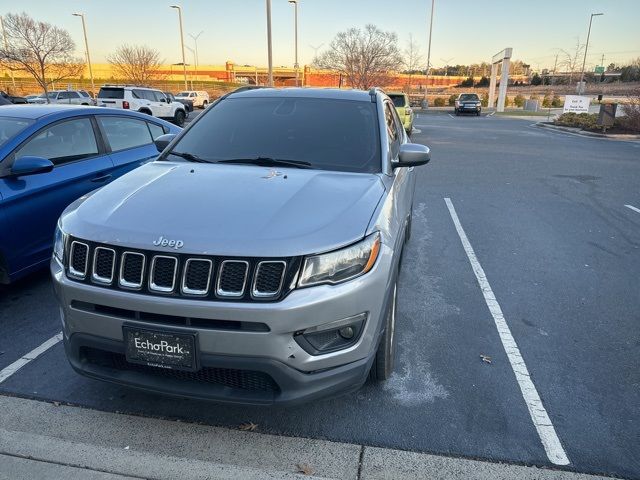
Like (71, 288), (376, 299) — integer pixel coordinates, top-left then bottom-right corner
(457, 105), (481, 113)
(51, 245), (393, 404)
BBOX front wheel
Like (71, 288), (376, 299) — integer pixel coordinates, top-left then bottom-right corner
(369, 281), (397, 381)
(201, 100), (208, 109)
(173, 109), (186, 126)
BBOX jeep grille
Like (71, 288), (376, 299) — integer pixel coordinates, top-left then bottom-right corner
(66, 237), (299, 302)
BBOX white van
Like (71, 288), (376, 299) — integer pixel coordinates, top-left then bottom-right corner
(175, 90), (210, 108)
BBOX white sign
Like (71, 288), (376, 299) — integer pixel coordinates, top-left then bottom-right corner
(563, 95), (590, 113)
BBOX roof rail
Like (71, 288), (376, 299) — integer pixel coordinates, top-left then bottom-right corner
(368, 87), (385, 102)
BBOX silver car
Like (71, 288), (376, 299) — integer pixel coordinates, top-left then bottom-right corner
(51, 87), (430, 405)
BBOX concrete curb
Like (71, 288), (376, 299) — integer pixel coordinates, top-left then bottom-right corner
(536, 122), (640, 140)
(0, 395), (622, 480)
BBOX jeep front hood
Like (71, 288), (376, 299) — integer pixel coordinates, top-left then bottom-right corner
(62, 161), (385, 257)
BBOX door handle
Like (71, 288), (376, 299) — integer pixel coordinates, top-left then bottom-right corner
(91, 173), (112, 183)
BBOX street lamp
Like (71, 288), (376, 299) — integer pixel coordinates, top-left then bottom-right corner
(288, 0), (299, 87)
(185, 45), (196, 89)
(170, 5), (188, 90)
(189, 31), (203, 87)
(578, 12), (603, 95)
(424, 0), (435, 104)
(266, 0), (274, 86)
(72, 13), (94, 94)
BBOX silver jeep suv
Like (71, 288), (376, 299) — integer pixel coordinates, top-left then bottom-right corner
(51, 87), (430, 405)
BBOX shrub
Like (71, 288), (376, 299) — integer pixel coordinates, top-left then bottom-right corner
(475, 76), (490, 87)
(433, 97), (446, 107)
(448, 94), (457, 106)
(619, 90), (640, 132)
(481, 92), (489, 107)
(554, 112), (598, 130)
(552, 95), (563, 107)
(514, 94), (525, 107)
(459, 76), (474, 87)
(542, 94), (553, 108)
(503, 95), (510, 107)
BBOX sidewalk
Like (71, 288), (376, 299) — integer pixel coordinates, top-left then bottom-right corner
(0, 395), (620, 480)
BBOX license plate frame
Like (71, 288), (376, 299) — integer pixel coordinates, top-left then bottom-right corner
(123, 325), (198, 372)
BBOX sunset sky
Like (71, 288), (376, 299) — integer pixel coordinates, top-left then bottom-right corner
(3, 0), (639, 70)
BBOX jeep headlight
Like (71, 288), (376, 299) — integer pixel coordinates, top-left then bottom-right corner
(298, 232), (381, 287)
(53, 221), (67, 263)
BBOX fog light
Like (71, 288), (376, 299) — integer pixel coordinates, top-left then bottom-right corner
(295, 312), (367, 355)
(339, 326), (354, 339)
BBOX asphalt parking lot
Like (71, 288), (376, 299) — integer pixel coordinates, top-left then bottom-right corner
(1, 111), (639, 479)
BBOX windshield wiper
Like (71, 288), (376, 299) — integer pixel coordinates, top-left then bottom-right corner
(216, 157), (312, 169)
(167, 150), (211, 163)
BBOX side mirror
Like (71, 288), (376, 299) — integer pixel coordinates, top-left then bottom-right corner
(10, 156), (54, 177)
(394, 143), (430, 168)
(154, 133), (177, 153)
(160, 98), (167, 103)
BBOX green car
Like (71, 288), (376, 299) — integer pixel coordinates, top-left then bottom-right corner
(387, 92), (414, 135)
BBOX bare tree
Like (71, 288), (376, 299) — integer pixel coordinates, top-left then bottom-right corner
(0, 12), (85, 100)
(403, 34), (423, 90)
(107, 45), (164, 86)
(558, 38), (585, 83)
(314, 25), (403, 90)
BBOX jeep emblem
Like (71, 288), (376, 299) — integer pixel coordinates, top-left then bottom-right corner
(152, 235), (184, 250)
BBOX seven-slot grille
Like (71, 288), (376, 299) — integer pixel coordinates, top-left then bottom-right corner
(67, 239), (296, 301)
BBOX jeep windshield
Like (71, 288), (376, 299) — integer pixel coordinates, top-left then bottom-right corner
(459, 94), (480, 102)
(167, 97), (381, 173)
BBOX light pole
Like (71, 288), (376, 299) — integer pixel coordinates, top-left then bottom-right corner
(441, 57), (454, 76)
(424, 0), (435, 105)
(72, 13), (94, 94)
(288, 0), (299, 86)
(170, 5), (188, 90)
(185, 45), (196, 89)
(578, 12), (603, 95)
(189, 31), (203, 87)
(266, 0), (274, 86)
(0, 16), (16, 89)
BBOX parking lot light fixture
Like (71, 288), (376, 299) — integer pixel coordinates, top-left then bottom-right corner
(266, 0), (274, 86)
(288, 0), (299, 87)
(189, 31), (203, 87)
(72, 13), (94, 95)
(578, 13), (603, 95)
(170, 5), (188, 90)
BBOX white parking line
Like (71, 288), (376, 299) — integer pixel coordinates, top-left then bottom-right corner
(0, 333), (63, 384)
(444, 198), (570, 466)
(624, 204), (640, 214)
(447, 113), (455, 119)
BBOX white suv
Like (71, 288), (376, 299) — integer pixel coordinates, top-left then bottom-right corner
(32, 90), (95, 105)
(97, 86), (188, 126)
(175, 90), (209, 108)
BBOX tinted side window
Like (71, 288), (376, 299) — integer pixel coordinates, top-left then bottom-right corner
(99, 88), (124, 99)
(147, 122), (166, 140)
(58, 91), (71, 99)
(15, 118), (98, 165)
(384, 102), (399, 157)
(98, 117), (153, 151)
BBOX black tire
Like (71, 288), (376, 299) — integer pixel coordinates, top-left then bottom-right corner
(369, 281), (398, 382)
(139, 109), (152, 116)
(201, 100), (208, 109)
(174, 109), (186, 126)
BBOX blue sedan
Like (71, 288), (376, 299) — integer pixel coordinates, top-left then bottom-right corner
(0, 105), (181, 284)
